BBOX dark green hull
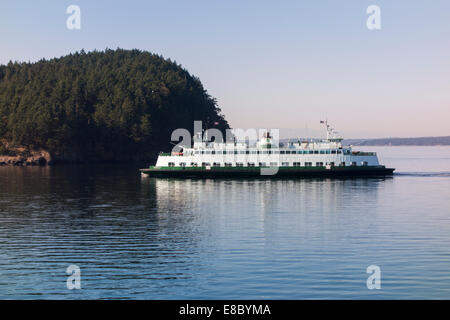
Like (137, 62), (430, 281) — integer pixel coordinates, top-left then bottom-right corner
(140, 166), (395, 178)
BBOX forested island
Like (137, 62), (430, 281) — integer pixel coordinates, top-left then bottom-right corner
(0, 49), (229, 165)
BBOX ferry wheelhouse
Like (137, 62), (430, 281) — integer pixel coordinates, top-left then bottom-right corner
(140, 122), (394, 178)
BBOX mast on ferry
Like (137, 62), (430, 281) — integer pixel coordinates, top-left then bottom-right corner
(320, 120), (342, 142)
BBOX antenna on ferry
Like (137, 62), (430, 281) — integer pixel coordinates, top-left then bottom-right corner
(320, 119), (329, 140)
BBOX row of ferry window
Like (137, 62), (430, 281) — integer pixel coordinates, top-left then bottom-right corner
(167, 161), (368, 167)
(192, 149), (350, 155)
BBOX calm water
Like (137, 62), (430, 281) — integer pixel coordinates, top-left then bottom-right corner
(1, 146), (450, 299)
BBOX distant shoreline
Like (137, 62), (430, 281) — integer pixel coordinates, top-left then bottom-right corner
(349, 144), (450, 147)
(278, 136), (450, 146)
(342, 136), (450, 146)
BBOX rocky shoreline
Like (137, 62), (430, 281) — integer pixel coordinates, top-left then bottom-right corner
(0, 150), (52, 166)
(0, 141), (159, 166)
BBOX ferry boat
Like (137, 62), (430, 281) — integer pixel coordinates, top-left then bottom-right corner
(140, 121), (395, 178)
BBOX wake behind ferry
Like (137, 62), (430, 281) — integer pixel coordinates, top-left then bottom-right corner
(140, 121), (395, 178)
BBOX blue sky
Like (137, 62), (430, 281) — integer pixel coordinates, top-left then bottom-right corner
(1, 0), (449, 138)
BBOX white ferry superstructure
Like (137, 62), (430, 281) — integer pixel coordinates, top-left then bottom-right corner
(140, 121), (394, 178)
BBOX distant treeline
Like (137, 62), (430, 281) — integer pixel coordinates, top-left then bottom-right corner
(343, 136), (450, 146)
(0, 49), (229, 162)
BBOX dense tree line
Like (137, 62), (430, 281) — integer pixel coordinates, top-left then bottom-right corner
(0, 49), (229, 162)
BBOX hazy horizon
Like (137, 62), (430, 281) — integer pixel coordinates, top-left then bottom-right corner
(1, 0), (449, 138)
(236, 127), (450, 140)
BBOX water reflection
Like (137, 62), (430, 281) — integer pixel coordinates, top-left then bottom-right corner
(148, 177), (384, 236)
(1, 158), (449, 299)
